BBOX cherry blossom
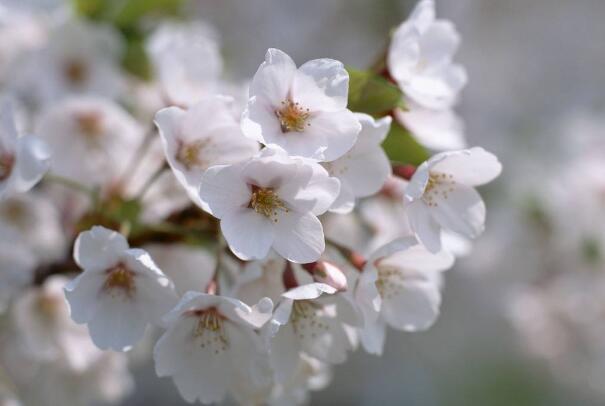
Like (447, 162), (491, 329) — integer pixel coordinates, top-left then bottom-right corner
(404, 147), (502, 253)
(153, 292), (273, 404)
(65, 226), (178, 351)
(241, 48), (361, 161)
(199, 146), (340, 263)
(155, 95), (259, 209)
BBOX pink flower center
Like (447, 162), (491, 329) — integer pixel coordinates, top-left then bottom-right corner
(0, 153), (15, 182)
(103, 263), (136, 296)
(275, 99), (311, 133)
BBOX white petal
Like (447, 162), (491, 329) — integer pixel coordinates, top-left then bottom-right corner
(13, 135), (51, 193)
(304, 109), (360, 161)
(406, 200), (442, 253)
(395, 107), (466, 151)
(429, 183), (486, 239)
(64, 271), (106, 323)
(271, 324), (302, 383)
(292, 58), (349, 112)
(404, 160), (430, 202)
(87, 294), (147, 351)
(329, 183), (355, 214)
(431, 147), (502, 186)
(381, 272), (441, 332)
(249, 48), (297, 106)
(418, 21), (460, 69)
(379, 243), (454, 273)
(282, 283), (337, 301)
(359, 318), (387, 356)
(221, 208), (275, 261)
(73, 226), (129, 270)
(199, 163), (251, 218)
(273, 211), (324, 263)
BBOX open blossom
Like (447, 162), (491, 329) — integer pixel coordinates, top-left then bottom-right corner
(324, 113), (392, 213)
(36, 96), (143, 187)
(147, 21), (223, 106)
(65, 226), (178, 351)
(14, 19), (124, 105)
(13, 276), (100, 371)
(0, 102), (50, 199)
(267, 283), (358, 384)
(199, 146), (340, 263)
(404, 147), (502, 253)
(355, 237), (454, 355)
(153, 292), (273, 404)
(387, 0), (466, 110)
(241, 48), (361, 161)
(155, 95), (259, 209)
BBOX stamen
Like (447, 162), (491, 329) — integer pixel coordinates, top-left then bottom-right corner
(422, 171), (456, 207)
(187, 308), (229, 354)
(103, 263), (136, 296)
(249, 185), (289, 221)
(176, 139), (210, 170)
(275, 99), (311, 133)
(290, 300), (329, 340)
(64, 59), (88, 85)
(75, 111), (103, 138)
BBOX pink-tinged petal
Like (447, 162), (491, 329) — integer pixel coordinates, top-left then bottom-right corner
(249, 48), (297, 106)
(332, 147), (390, 199)
(367, 236), (420, 264)
(381, 271), (442, 332)
(291, 58), (349, 112)
(241, 95), (283, 144)
(181, 95), (238, 138)
(408, 0), (436, 33)
(13, 135), (51, 192)
(279, 161), (340, 215)
(304, 109), (360, 161)
(359, 317), (387, 356)
(406, 200), (442, 253)
(87, 294), (147, 351)
(388, 24), (421, 85)
(429, 182), (486, 239)
(352, 114), (392, 150)
(221, 208), (275, 261)
(431, 147), (502, 186)
(199, 163), (251, 218)
(73, 226), (129, 270)
(273, 211), (324, 263)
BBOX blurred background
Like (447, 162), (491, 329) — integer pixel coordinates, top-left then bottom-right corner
(3, 0), (605, 405)
(155, 1), (603, 405)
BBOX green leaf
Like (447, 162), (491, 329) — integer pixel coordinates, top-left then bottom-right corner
(347, 67), (403, 114)
(382, 122), (429, 166)
(113, 0), (186, 27)
(122, 36), (153, 80)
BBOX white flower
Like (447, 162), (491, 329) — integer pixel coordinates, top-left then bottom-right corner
(267, 283), (358, 383)
(404, 147), (502, 253)
(153, 292), (273, 404)
(144, 244), (216, 296)
(14, 19), (124, 105)
(36, 96), (144, 187)
(324, 113), (392, 213)
(0, 102), (50, 199)
(231, 253), (288, 305)
(241, 48), (361, 161)
(355, 237), (454, 355)
(388, 0), (467, 110)
(155, 95), (259, 209)
(65, 226), (178, 351)
(268, 354), (332, 406)
(394, 105), (466, 151)
(199, 146), (340, 263)
(13, 276), (100, 371)
(147, 21), (223, 107)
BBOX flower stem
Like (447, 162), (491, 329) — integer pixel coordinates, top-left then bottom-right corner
(44, 174), (95, 196)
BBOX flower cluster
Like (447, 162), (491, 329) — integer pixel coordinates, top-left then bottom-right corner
(0, 0), (501, 405)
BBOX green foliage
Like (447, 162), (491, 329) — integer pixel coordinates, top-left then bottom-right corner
(382, 122), (429, 166)
(71, 0), (186, 80)
(347, 67), (404, 115)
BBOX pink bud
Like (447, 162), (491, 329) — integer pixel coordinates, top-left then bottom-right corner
(312, 261), (348, 292)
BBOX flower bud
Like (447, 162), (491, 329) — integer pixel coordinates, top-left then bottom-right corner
(309, 261), (348, 292)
